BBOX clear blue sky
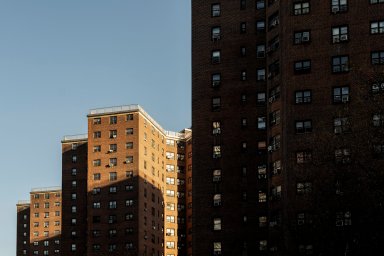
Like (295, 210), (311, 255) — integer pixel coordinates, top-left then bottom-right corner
(0, 1), (191, 254)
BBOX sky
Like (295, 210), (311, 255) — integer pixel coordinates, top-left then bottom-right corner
(0, 1), (191, 254)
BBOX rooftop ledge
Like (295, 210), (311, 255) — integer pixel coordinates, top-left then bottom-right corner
(31, 186), (61, 193)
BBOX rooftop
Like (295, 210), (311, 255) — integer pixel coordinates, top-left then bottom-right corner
(31, 186), (61, 193)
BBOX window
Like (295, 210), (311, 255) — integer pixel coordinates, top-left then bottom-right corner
(93, 173), (101, 180)
(294, 60), (311, 74)
(106, 159), (116, 168)
(335, 148), (351, 163)
(126, 142), (133, 149)
(213, 145), (221, 158)
(371, 20), (384, 34)
(258, 165), (267, 179)
(296, 151), (312, 163)
(294, 31), (310, 44)
(256, 0), (265, 9)
(372, 51), (384, 65)
(269, 134), (280, 151)
(256, 20), (265, 31)
(212, 73), (221, 87)
(212, 121), (221, 135)
(213, 169), (221, 182)
(166, 215), (175, 223)
(240, 22), (246, 33)
(213, 218), (222, 230)
(373, 114), (384, 127)
(295, 90), (311, 103)
(295, 120), (312, 133)
(93, 145), (101, 152)
(93, 118), (101, 125)
(332, 26), (348, 43)
(109, 144), (117, 153)
(212, 26), (221, 40)
(332, 55), (349, 72)
(257, 68), (266, 81)
(258, 191), (267, 202)
(331, 0), (348, 13)
(109, 172), (117, 181)
(93, 202), (101, 209)
(294, 2), (310, 15)
(213, 194), (222, 206)
(257, 92), (266, 104)
(125, 156), (133, 163)
(272, 160), (281, 175)
(213, 242), (222, 255)
(126, 199), (134, 206)
(333, 86), (350, 103)
(259, 216), (267, 227)
(109, 130), (117, 138)
(126, 114), (133, 120)
(371, 0), (384, 3)
(93, 131), (101, 138)
(110, 116), (117, 124)
(212, 97), (221, 111)
(336, 211), (352, 226)
(212, 50), (221, 64)
(269, 110), (280, 126)
(334, 117), (350, 134)
(126, 128), (133, 135)
(241, 70), (247, 80)
(256, 44), (265, 58)
(109, 201), (117, 209)
(257, 117), (266, 130)
(297, 182), (312, 194)
(72, 155), (77, 163)
(55, 211), (60, 216)
(240, 0), (246, 9)
(212, 3), (221, 17)
(166, 177), (175, 185)
(372, 81), (384, 93)
(44, 202), (49, 208)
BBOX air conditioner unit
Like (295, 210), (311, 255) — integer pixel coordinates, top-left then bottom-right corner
(109, 163), (114, 167)
(113, 134), (117, 138)
(268, 146), (273, 152)
(302, 36), (309, 42)
(108, 149), (114, 153)
(332, 6), (340, 13)
(340, 35), (348, 41)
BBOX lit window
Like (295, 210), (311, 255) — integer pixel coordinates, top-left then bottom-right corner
(212, 121), (221, 135)
(213, 169), (221, 182)
(213, 145), (221, 158)
(257, 117), (266, 129)
(258, 191), (267, 202)
(213, 218), (222, 230)
(213, 242), (222, 255)
(213, 194), (222, 206)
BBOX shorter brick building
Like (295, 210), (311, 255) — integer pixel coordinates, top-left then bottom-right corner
(16, 187), (62, 256)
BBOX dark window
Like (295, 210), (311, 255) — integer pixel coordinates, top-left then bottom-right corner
(335, 148), (351, 163)
(126, 114), (133, 121)
(333, 86), (350, 103)
(332, 26), (348, 43)
(212, 73), (221, 88)
(371, 21), (384, 34)
(372, 51), (384, 65)
(296, 151), (312, 163)
(269, 86), (280, 103)
(294, 2), (310, 15)
(334, 117), (350, 134)
(212, 4), (221, 17)
(110, 116), (117, 124)
(211, 26), (221, 40)
(240, 0), (246, 9)
(257, 92), (266, 104)
(240, 47), (246, 57)
(295, 90), (311, 104)
(295, 120), (312, 133)
(269, 110), (280, 126)
(256, 44), (265, 58)
(93, 118), (101, 125)
(256, 20), (265, 32)
(240, 22), (246, 33)
(332, 56), (349, 73)
(294, 60), (311, 74)
(241, 70), (247, 80)
(331, 0), (348, 13)
(268, 12), (279, 30)
(294, 31), (310, 44)
(371, 0), (384, 4)
(212, 97), (221, 111)
(212, 50), (221, 64)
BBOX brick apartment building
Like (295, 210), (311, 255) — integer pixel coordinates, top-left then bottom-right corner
(61, 105), (192, 256)
(16, 188), (62, 256)
(192, 0), (384, 255)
